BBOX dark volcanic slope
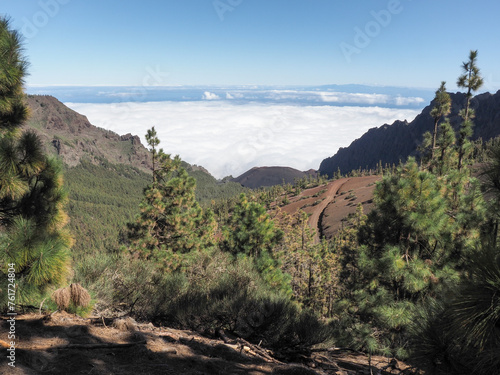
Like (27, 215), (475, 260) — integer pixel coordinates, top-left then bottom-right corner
(232, 166), (316, 189)
(319, 91), (500, 177)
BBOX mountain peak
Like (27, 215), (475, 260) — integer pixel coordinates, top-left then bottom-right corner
(232, 166), (317, 189)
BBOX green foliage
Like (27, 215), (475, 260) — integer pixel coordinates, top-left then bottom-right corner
(65, 158), (245, 263)
(480, 141), (500, 246)
(334, 157), (486, 358)
(1, 216), (71, 306)
(428, 81), (452, 165)
(457, 50), (484, 170)
(410, 245), (500, 375)
(0, 18), (71, 309)
(186, 165), (248, 206)
(222, 193), (283, 258)
(220, 194), (291, 295)
(65, 159), (148, 257)
(448, 247), (500, 363)
(0, 17), (29, 136)
(127, 129), (216, 270)
(80, 248), (331, 352)
(434, 120), (457, 176)
(276, 210), (332, 312)
(145, 126), (160, 182)
(457, 50), (484, 113)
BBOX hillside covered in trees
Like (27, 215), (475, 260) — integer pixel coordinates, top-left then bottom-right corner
(1, 15), (500, 375)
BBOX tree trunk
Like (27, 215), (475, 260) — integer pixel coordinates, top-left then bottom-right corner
(431, 117), (439, 162)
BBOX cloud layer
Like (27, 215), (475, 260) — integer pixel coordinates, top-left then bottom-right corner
(30, 85), (432, 108)
(66, 101), (420, 179)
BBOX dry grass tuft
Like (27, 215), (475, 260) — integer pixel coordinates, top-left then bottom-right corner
(51, 283), (91, 311)
(52, 287), (71, 310)
(70, 283), (91, 308)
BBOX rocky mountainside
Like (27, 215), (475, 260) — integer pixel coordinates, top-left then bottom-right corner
(232, 166), (317, 189)
(23, 95), (153, 172)
(319, 90), (500, 177)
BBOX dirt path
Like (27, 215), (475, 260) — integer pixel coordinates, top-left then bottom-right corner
(0, 312), (413, 375)
(308, 178), (350, 243)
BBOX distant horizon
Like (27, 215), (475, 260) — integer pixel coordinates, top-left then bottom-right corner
(26, 83), (434, 107)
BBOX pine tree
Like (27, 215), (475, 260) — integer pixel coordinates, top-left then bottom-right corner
(481, 142), (500, 246)
(145, 126), (161, 182)
(412, 245), (500, 374)
(276, 210), (322, 308)
(0, 17), (72, 308)
(429, 82), (451, 165)
(457, 50), (484, 170)
(410, 141), (500, 373)
(222, 193), (283, 258)
(334, 157), (486, 358)
(128, 128), (216, 270)
(435, 120), (457, 176)
(221, 194), (290, 294)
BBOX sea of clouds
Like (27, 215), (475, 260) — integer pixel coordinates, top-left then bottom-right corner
(65, 99), (421, 179)
(30, 85), (427, 179)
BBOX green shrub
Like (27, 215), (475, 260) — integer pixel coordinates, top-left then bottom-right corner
(91, 249), (331, 351)
(76, 244), (332, 352)
(409, 245), (500, 374)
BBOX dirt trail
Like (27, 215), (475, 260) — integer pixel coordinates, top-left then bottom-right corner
(308, 178), (350, 243)
(0, 312), (412, 375)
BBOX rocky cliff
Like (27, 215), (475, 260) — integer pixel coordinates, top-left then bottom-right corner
(23, 95), (152, 172)
(319, 90), (500, 177)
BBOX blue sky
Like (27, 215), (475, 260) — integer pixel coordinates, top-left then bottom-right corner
(3, 0), (500, 90)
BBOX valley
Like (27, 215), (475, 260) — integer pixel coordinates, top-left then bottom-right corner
(1, 12), (499, 371)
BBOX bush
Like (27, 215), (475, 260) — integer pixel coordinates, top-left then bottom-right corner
(84, 248), (332, 352)
(409, 245), (500, 375)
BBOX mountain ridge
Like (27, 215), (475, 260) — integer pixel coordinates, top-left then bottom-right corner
(319, 90), (500, 177)
(232, 166), (317, 189)
(23, 95), (153, 172)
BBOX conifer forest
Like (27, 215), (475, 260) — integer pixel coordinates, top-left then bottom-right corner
(1, 16), (500, 375)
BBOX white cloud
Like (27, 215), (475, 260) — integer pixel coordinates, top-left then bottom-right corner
(394, 96), (425, 106)
(318, 91), (389, 104)
(202, 91), (220, 100)
(65, 101), (420, 179)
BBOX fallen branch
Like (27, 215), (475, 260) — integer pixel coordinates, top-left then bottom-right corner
(216, 329), (236, 344)
(235, 337), (280, 363)
(326, 347), (365, 355)
(57, 340), (146, 350)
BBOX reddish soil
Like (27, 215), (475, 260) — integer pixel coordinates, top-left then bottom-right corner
(279, 176), (381, 241)
(321, 176), (380, 239)
(0, 312), (415, 375)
